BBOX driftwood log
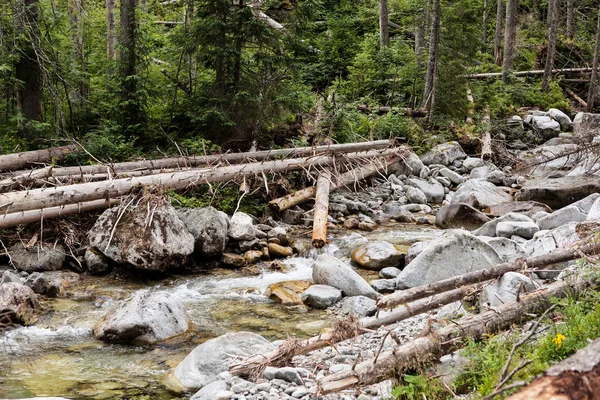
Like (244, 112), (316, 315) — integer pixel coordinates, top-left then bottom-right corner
(507, 337), (600, 399)
(268, 154), (402, 212)
(312, 170), (331, 248)
(463, 67), (594, 79)
(377, 241), (600, 310)
(228, 284), (481, 377)
(0, 145), (79, 172)
(317, 278), (589, 394)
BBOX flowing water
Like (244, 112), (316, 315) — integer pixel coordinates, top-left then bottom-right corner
(0, 224), (440, 399)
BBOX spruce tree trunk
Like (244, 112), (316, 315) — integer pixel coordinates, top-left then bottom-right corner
(588, 5), (600, 111)
(15, 0), (43, 146)
(422, 0), (440, 117)
(482, 0), (488, 45)
(106, 0), (116, 63)
(566, 0), (574, 40)
(502, 0), (517, 82)
(542, 0), (558, 92)
(379, 0), (390, 49)
(494, 0), (503, 65)
(69, 0), (87, 104)
(119, 0), (141, 134)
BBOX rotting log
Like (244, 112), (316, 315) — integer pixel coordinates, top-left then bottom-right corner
(0, 199), (120, 229)
(377, 241), (600, 310)
(312, 170), (331, 248)
(566, 88), (588, 108)
(463, 67), (594, 79)
(228, 284), (481, 377)
(506, 337), (600, 399)
(0, 144), (79, 172)
(4, 140), (394, 180)
(0, 149), (400, 215)
(268, 155), (402, 212)
(317, 278), (589, 394)
(481, 105), (492, 160)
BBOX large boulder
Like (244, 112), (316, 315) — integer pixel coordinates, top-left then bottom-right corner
(547, 108), (572, 130)
(351, 241), (406, 271)
(264, 280), (312, 306)
(587, 197), (600, 220)
(228, 212), (257, 241)
(313, 254), (378, 299)
(537, 205), (587, 231)
(341, 296), (377, 317)
(496, 221), (539, 239)
(389, 151), (424, 176)
(171, 332), (275, 392)
(177, 207), (229, 257)
(515, 176), (600, 209)
(488, 201), (552, 218)
(480, 272), (537, 308)
(93, 290), (191, 345)
(405, 186), (427, 204)
(396, 230), (503, 289)
(482, 237), (527, 262)
(9, 242), (65, 273)
(406, 178), (445, 204)
(0, 282), (39, 325)
(573, 112), (600, 138)
(301, 284), (342, 309)
(527, 115), (561, 140)
(420, 142), (466, 166)
(451, 180), (512, 209)
(435, 203), (491, 230)
(88, 195), (194, 271)
(473, 213), (534, 237)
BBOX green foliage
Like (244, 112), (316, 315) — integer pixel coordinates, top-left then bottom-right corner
(169, 185), (262, 216)
(392, 374), (431, 399)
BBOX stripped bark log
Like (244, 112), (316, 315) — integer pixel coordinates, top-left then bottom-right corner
(0, 167), (53, 192)
(507, 337), (600, 399)
(464, 67), (594, 79)
(0, 149), (400, 215)
(312, 170), (331, 248)
(0, 199), (120, 229)
(229, 284), (481, 377)
(566, 88), (588, 108)
(0, 145), (78, 172)
(4, 140), (394, 180)
(377, 241), (600, 310)
(318, 278), (589, 394)
(481, 105), (492, 160)
(466, 88), (475, 125)
(268, 155), (401, 212)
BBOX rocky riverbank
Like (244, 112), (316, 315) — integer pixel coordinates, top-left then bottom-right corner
(2, 110), (600, 400)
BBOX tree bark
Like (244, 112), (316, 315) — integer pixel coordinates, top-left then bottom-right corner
(268, 153), (403, 212)
(588, 5), (600, 111)
(0, 150), (399, 214)
(507, 337), (600, 400)
(464, 67), (595, 79)
(69, 0), (87, 103)
(376, 241), (600, 310)
(379, 0), (390, 49)
(119, 0), (141, 132)
(542, 0), (558, 93)
(106, 0), (116, 62)
(312, 170), (331, 248)
(318, 278), (589, 394)
(566, 0), (574, 40)
(482, 0), (488, 46)
(466, 88), (475, 125)
(229, 283), (481, 377)
(422, 0), (440, 116)
(481, 105), (492, 159)
(494, 0), (503, 65)
(502, 0), (517, 82)
(0, 144), (79, 172)
(15, 0), (44, 145)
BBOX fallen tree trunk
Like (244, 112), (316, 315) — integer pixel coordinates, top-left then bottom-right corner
(5, 140), (394, 180)
(312, 170), (331, 248)
(481, 105), (492, 160)
(463, 67), (594, 79)
(377, 241), (600, 310)
(268, 154), (401, 212)
(466, 88), (475, 125)
(0, 199), (120, 229)
(0, 145), (79, 172)
(566, 88), (588, 108)
(0, 149), (400, 215)
(229, 283), (480, 377)
(318, 278), (589, 394)
(0, 167), (54, 192)
(507, 337), (600, 399)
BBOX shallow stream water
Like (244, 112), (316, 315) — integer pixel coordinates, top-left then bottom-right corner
(0, 224), (439, 399)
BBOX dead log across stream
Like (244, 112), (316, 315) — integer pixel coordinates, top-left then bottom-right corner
(2, 140), (394, 180)
(317, 278), (589, 394)
(311, 170), (331, 248)
(268, 154), (402, 212)
(0, 148), (400, 218)
(507, 337), (600, 399)
(0, 144), (79, 172)
(228, 284), (481, 377)
(377, 241), (600, 310)
(463, 67), (594, 79)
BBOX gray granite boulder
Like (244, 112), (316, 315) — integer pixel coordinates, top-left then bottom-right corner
(341, 296), (377, 317)
(0, 282), (39, 325)
(573, 112), (600, 138)
(496, 221), (539, 239)
(228, 212), (257, 241)
(396, 230), (503, 288)
(451, 180), (511, 209)
(537, 205), (587, 231)
(93, 290), (191, 345)
(190, 381), (230, 400)
(529, 115), (561, 140)
(313, 254), (378, 299)
(351, 241), (406, 271)
(421, 142), (466, 166)
(547, 108), (572, 130)
(9, 243), (65, 273)
(480, 272), (537, 308)
(301, 284), (342, 309)
(177, 207), (229, 256)
(515, 176), (600, 209)
(405, 186), (427, 204)
(172, 332), (275, 391)
(473, 213), (535, 237)
(435, 203), (491, 230)
(482, 237), (527, 262)
(406, 178), (445, 204)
